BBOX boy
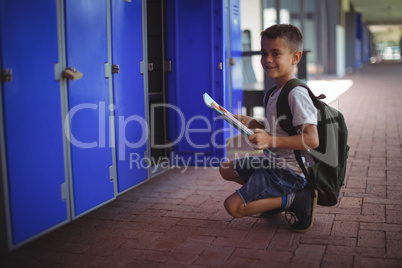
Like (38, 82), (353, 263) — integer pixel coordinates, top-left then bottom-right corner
(219, 24), (319, 232)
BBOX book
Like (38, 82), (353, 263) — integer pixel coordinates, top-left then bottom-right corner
(203, 93), (274, 155)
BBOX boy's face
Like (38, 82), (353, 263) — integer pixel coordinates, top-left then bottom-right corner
(260, 36), (300, 82)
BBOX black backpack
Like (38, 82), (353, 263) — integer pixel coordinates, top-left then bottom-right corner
(264, 79), (349, 206)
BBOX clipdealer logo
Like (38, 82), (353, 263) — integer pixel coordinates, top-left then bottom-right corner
(63, 102), (235, 161)
(63, 100), (343, 169)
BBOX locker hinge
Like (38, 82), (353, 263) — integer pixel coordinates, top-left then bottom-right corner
(54, 63), (63, 81)
(60, 181), (69, 201)
(164, 60), (172, 73)
(1, 69), (13, 83)
(109, 166), (116, 181)
(140, 61), (154, 74)
(144, 150), (149, 165)
(140, 61), (145, 75)
(105, 62), (112, 78)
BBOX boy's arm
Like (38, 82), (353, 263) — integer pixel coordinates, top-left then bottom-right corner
(249, 124), (319, 150)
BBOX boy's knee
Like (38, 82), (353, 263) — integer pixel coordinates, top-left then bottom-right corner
(224, 195), (244, 218)
(224, 198), (239, 218)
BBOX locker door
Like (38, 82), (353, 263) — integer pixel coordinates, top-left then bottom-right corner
(165, 0), (227, 166)
(0, 0), (68, 246)
(229, 0), (243, 116)
(65, 0), (115, 216)
(111, 0), (148, 192)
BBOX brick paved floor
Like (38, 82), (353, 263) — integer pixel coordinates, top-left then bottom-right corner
(2, 63), (402, 267)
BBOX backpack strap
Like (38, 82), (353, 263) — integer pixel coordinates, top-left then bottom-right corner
(263, 85), (277, 108)
(275, 79), (317, 199)
(276, 79), (311, 134)
(294, 150), (316, 198)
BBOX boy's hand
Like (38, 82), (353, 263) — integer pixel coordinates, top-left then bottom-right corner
(249, 128), (273, 150)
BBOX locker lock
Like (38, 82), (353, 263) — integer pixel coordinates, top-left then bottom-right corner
(62, 67), (83, 80)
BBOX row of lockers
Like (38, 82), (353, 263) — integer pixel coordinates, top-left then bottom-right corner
(0, 0), (242, 250)
(0, 0), (148, 249)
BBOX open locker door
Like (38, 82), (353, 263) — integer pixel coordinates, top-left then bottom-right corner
(165, 0), (228, 167)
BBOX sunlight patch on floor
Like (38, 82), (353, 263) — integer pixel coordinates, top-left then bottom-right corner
(248, 79), (353, 119)
(307, 79), (353, 104)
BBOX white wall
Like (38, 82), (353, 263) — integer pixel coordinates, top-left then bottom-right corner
(240, 0), (264, 83)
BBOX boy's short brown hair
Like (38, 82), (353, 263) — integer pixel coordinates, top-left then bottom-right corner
(261, 24), (303, 52)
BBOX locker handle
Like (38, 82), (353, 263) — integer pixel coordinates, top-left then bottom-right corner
(230, 58), (236, 66)
(112, 64), (120, 74)
(1, 69), (12, 82)
(62, 67), (83, 80)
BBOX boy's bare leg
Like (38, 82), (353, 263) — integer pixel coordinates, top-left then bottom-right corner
(219, 160), (244, 185)
(224, 192), (282, 218)
(220, 160), (284, 218)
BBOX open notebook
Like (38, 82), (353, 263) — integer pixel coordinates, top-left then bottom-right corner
(203, 93), (274, 155)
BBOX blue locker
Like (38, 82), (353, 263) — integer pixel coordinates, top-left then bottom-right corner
(111, 0), (148, 192)
(355, 13), (362, 69)
(223, 0), (231, 142)
(165, 0), (227, 166)
(64, 0), (115, 216)
(0, 0), (68, 245)
(229, 0), (243, 116)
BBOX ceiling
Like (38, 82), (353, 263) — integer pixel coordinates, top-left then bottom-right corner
(350, 0), (402, 25)
(350, 0), (402, 42)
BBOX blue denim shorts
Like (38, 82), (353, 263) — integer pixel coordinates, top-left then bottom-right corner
(233, 156), (307, 205)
